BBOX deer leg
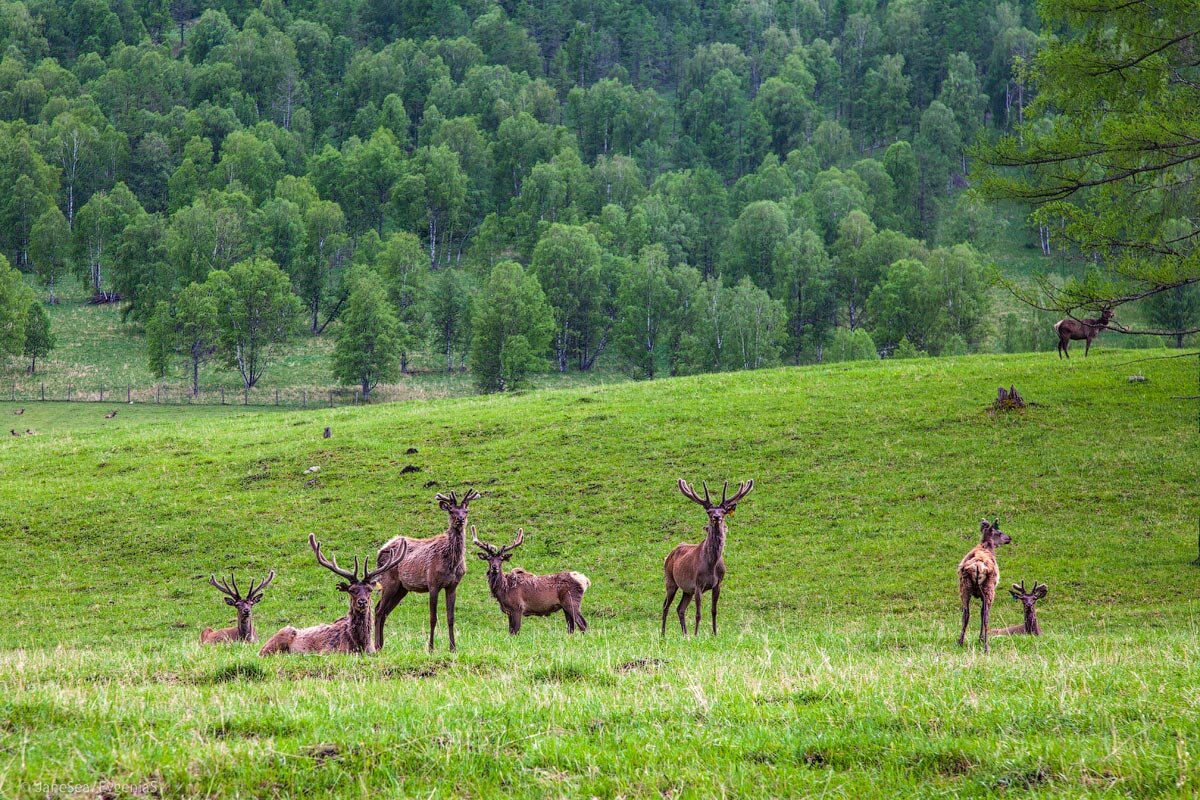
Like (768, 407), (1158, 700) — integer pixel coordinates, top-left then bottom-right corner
(1085, 337), (1092, 356)
(576, 610), (588, 633)
(980, 599), (991, 653)
(428, 589), (440, 652)
(661, 585), (678, 636)
(711, 584), (720, 635)
(565, 608), (575, 633)
(693, 591), (703, 637)
(373, 586), (407, 650)
(676, 592), (692, 635)
(510, 613), (522, 635)
(958, 602), (970, 646)
(446, 587), (457, 653)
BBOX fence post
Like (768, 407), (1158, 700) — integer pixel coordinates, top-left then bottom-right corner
(67, 385), (72, 402)
(10, 383), (14, 401)
(275, 389), (279, 406)
(40, 383), (45, 401)
(127, 386), (131, 403)
(156, 385), (160, 403)
(99, 385), (105, 402)
(220, 387), (225, 405)
(302, 389), (306, 408)
(243, 389), (248, 406)
(329, 390), (334, 408)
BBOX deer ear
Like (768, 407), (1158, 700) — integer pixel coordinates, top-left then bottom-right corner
(373, 582), (383, 591)
(502, 553), (512, 561)
(336, 582), (350, 592)
(476, 552), (488, 560)
(1033, 585), (1048, 599)
(224, 597), (237, 606)
(250, 594), (263, 605)
(726, 504), (737, 516)
(439, 500), (453, 512)
(1009, 588), (1022, 600)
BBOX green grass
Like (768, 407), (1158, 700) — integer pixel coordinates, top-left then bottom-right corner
(0, 350), (1197, 798)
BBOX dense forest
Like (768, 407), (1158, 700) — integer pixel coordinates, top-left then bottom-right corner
(2, 0), (1174, 395)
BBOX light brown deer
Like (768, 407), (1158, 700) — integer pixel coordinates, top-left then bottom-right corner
(258, 535), (406, 656)
(472, 526), (590, 634)
(662, 479), (754, 636)
(1054, 307), (1114, 358)
(200, 571), (274, 644)
(993, 581), (1046, 636)
(957, 518), (1012, 653)
(374, 489), (481, 652)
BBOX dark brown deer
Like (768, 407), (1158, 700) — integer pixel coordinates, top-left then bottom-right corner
(373, 489), (481, 652)
(200, 571), (274, 644)
(1054, 307), (1114, 358)
(662, 479), (754, 636)
(259, 535), (406, 656)
(993, 581), (1046, 636)
(472, 526), (590, 634)
(957, 518), (1012, 653)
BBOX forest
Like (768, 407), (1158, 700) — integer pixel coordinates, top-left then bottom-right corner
(0, 0), (1191, 395)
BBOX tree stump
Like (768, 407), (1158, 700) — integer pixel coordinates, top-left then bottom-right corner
(993, 385), (1026, 412)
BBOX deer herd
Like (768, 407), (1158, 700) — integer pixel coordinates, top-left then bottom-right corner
(200, 481), (1047, 656)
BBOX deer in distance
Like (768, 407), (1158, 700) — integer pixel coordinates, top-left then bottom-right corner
(993, 581), (1047, 637)
(1054, 307), (1114, 358)
(200, 571), (274, 644)
(662, 479), (754, 636)
(472, 526), (590, 634)
(374, 489), (481, 652)
(258, 535), (407, 656)
(957, 518), (1012, 653)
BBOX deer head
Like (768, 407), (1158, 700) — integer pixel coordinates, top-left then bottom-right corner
(1099, 307), (1115, 323)
(678, 479), (754, 533)
(1009, 580), (1047, 609)
(309, 534), (407, 614)
(472, 525), (524, 579)
(209, 571), (274, 624)
(979, 518), (1012, 548)
(437, 488), (482, 532)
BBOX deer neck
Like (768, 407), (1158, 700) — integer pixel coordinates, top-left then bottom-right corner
(486, 568), (508, 601)
(447, 519), (467, 564)
(237, 616), (255, 641)
(1024, 607), (1040, 635)
(701, 521), (726, 564)
(347, 605), (373, 651)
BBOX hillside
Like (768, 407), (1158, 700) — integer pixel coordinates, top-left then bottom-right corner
(1, 352), (1197, 797)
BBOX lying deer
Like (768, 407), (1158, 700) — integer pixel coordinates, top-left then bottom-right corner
(259, 535), (406, 656)
(201, 571), (274, 644)
(662, 479), (754, 636)
(993, 581), (1046, 636)
(957, 518), (1012, 653)
(374, 489), (481, 652)
(1054, 307), (1113, 358)
(472, 526), (590, 634)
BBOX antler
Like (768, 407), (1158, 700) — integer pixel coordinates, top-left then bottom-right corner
(678, 479), (712, 508)
(208, 573), (242, 600)
(472, 524), (499, 555)
(471, 525), (523, 555)
(462, 488), (482, 504)
(436, 490), (458, 506)
(309, 534), (359, 583)
(723, 479), (754, 507)
(1032, 581), (1048, 599)
(501, 527), (525, 555)
(1011, 580), (1027, 595)
(246, 570), (275, 599)
(363, 539), (407, 584)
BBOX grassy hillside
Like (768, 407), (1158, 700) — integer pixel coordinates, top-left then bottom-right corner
(1, 351), (1197, 798)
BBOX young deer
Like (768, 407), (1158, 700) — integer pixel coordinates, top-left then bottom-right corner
(258, 535), (406, 656)
(662, 479), (754, 636)
(200, 571), (274, 644)
(1054, 307), (1114, 358)
(957, 518), (1012, 653)
(993, 581), (1046, 636)
(472, 526), (590, 634)
(374, 489), (481, 652)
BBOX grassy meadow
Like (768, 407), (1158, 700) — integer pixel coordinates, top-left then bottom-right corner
(0, 350), (1197, 798)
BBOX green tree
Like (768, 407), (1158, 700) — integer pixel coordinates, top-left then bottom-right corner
(145, 299), (173, 380)
(531, 223), (607, 371)
(826, 327), (880, 362)
(72, 183), (142, 301)
(208, 257), (302, 390)
(724, 200), (789, 287)
(29, 206), (70, 304)
(865, 258), (946, 353)
(469, 260), (554, 392)
(0, 253), (33, 359)
(427, 268), (472, 370)
(375, 231), (429, 372)
(333, 267), (402, 400)
(22, 299), (53, 374)
(174, 281), (220, 397)
(1145, 284), (1200, 349)
(614, 244), (674, 378)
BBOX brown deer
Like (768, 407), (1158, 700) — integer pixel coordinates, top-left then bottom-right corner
(1054, 307), (1114, 358)
(373, 488), (481, 652)
(201, 571), (274, 644)
(662, 479), (754, 636)
(957, 518), (1012, 653)
(472, 526), (590, 634)
(993, 581), (1046, 636)
(259, 534), (407, 656)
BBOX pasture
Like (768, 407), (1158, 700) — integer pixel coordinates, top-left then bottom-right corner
(0, 350), (1197, 798)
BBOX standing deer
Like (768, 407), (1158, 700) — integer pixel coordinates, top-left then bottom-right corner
(374, 489), (481, 652)
(258, 534), (406, 656)
(957, 518), (1012, 653)
(1054, 307), (1114, 358)
(200, 571), (274, 644)
(662, 479), (754, 636)
(472, 526), (590, 634)
(993, 581), (1047, 636)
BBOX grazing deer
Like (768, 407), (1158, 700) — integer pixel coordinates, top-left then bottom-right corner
(259, 534), (407, 656)
(373, 489), (481, 652)
(957, 518), (1012, 653)
(472, 526), (590, 634)
(104, 410), (118, 418)
(1054, 307), (1114, 358)
(662, 479), (754, 636)
(200, 571), (275, 644)
(993, 581), (1046, 636)
(13, 408), (23, 415)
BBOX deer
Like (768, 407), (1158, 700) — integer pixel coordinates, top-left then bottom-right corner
(993, 581), (1047, 636)
(201, 571), (275, 644)
(258, 534), (407, 656)
(957, 518), (1012, 653)
(472, 526), (590, 634)
(662, 479), (754, 637)
(1054, 307), (1114, 358)
(373, 489), (481, 652)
